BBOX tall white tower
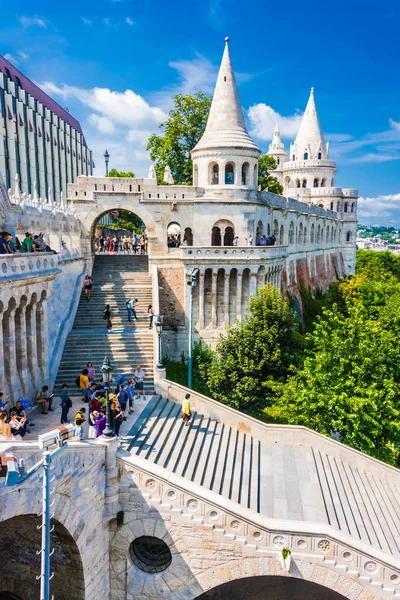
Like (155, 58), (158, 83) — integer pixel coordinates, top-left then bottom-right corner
(283, 88), (336, 198)
(266, 122), (287, 185)
(191, 38), (260, 188)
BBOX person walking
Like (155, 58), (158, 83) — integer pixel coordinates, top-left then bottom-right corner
(181, 393), (191, 426)
(60, 384), (72, 424)
(83, 275), (93, 300)
(78, 369), (90, 402)
(126, 298), (138, 322)
(86, 362), (96, 383)
(134, 365), (146, 401)
(104, 304), (112, 332)
(148, 304), (155, 329)
(117, 385), (128, 417)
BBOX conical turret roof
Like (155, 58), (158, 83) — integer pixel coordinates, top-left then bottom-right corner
(268, 122), (286, 154)
(192, 38), (260, 153)
(294, 87), (325, 149)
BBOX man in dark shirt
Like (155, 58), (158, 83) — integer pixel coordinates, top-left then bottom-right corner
(60, 384), (72, 424)
(0, 232), (11, 254)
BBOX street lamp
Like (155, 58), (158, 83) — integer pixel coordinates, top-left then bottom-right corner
(104, 149), (110, 177)
(155, 315), (164, 368)
(101, 354), (115, 438)
(186, 268), (199, 388)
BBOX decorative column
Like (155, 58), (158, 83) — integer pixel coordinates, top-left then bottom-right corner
(198, 271), (205, 331)
(236, 272), (243, 321)
(0, 306), (7, 398)
(224, 271), (230, 328)
(36, 294), (50, 386)
(26, 295), (40, 390)
(15, 299), (29, 396)
(211, 270), (218, 329)
(250, 271), (258, 297)
(3, 303), (22, 399)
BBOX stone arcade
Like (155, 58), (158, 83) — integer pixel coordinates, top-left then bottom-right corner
(0, 39), (384, 600)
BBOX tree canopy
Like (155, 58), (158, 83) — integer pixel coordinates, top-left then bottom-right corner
(107, 168), (135, 178)
(108, 210), (145, 233)
(258, 155), (284, 194)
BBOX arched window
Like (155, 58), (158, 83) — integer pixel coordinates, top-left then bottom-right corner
(331, 227), (334, 243)
(256, 220), (263, 245)
(224, 227), (234, 246)
(253, 164), (258, 186)
(210, 162), (219, 185)
(351, 202), (355, 213)
(346, 231), (352, 242)
(285, 176), (291, 188)
(183, 227), (193, 246)
(302, 179), (307, 188)
(299, 223), (304, 244)
(318, 152), (322, 159)
(276, 157), (280, 165)
(296, 179), (300, 188)
(292, 154), (295, 161)
(304, 226), (307, 244)
(317, 225), (321, 244)
(313, 178), (319, 188)
(280, 224), (284, 245)
(337, 201), (340, 211)
(167, 222), (181, 248)
(289, 222), (294, 245)
(321, 178), (326, 187)
(318, 203), (324, 208)
(193, 164), (199, 187)
(212, 220), (235, 246)
(273, 219), (279, 239)
(241, 162), (250, 185)
(211, 226), (221, 246)
(330, 202), (334, 210)
(304, 152), (308, 160)
(344, 202), (348, 213)
(326, 226), (330, 243)
(267, 223), (271, 236)
(225, 163), (235, 185)
(310, 224), (315, 243)
(331, 178), (334, 186)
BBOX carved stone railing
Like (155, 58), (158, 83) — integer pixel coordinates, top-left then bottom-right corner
(180, 245), (288, 261)
(0, 252), (61, 282)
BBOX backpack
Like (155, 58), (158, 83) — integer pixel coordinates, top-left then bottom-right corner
(75, 375), (81, 388)
(66, 398), (72, 409)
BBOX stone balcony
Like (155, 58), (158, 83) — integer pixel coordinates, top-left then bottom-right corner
(180, 245), (288, 262)
(0, 252), (61, 282)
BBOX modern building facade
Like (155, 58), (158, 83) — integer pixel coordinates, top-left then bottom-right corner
(0, 55), (93, 201)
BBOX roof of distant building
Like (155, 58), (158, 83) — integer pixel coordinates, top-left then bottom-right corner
(0, 54), (87, 146)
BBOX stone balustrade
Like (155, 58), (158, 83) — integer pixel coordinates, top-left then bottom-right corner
(181, 245), (288, 260)
(284, 159), (337, 169)
(0, 252), (61, 282)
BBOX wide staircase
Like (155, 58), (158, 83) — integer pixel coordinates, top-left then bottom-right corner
(55, 255), (154, 394)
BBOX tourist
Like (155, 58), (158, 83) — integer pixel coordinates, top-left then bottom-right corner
(104, 304), (112, 332)
(246, 235), (254, 247)
(78, 369), (90, 401)
(89, 392), (101, 413)
(104, 237), (110, 252)
(271, 234), (276, 246)
(93, 411), (106, 437)
(259, 235), (267, 246)
(126, 298), (138, 322)
(0, 232), (12, 254)
(83, 275), (93, 300)
(86, 362), (96, 383)
(233, 236), (239, 246)
(14, 400), (34, 431)
(74, 418), (84, 440)
(113, 401), (124, 437)
(133, 235), (139, 254)
(87, 408), (97, 439)
(117, 385), (128, 417)
(9, 409), (27, 439)
(60, 384), (72, 424)
(20, 232), (35, 253)
(0, 393), (9, 412)
(99, 235), (105, 253)
(134, 366), (146, 400)
(36, 385), (54, 413)
(127, 379), (135, 414)
(75, 407), (86, 425)
(0, 411), (12, 441)
(148, 304), (155, 329)
(181, 393), (191, 426)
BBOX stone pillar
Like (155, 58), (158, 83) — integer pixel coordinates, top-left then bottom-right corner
(211, 270), (218, 329)
(3, 304), (21, 401)
(0, 306), (7, 398)
(224, 271), (230, 328)
(26, 296), (40, 391)
(250, 271), (257, 297)
(36, 295), (49, 386)
(236, 272), (243, 321)
(198, 272), (205, 331)
(15, 300), (29, 396)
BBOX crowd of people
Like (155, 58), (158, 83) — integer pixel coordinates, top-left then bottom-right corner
(94, 234), (148, 254)
(0, 231), (57, 254)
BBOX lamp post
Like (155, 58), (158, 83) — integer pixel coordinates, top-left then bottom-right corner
(101, 354), (115, 438)
(186, 268), (199, 389)
(155, 315), (164, 368)
(104, 149), (110, 177)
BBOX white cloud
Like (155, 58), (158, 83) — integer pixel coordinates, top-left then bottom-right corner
(125, 17), (134, 25)
(88, 114), (115, 133)
(3, 51), (30, 65)
(103, 18), (110, 25)
(18, 51), (30, 61)
(248, 103), (303, 140)
(358, 194), (400, 222)
(19, 15), (47, 28)
(81, 18), (92, 26)
(169, 54), (218, 96)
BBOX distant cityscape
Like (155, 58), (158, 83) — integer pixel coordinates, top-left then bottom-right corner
(357, 225), (400, 254)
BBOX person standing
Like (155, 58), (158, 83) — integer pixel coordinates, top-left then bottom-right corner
(134, 366), (146, 401)
(87, 362), (96, 383)
(78, 369), (89, 402)
(60, 384), (72, 424)
(117, 385), (128, 416)
(233, 236), (239, 247)
(127, 379), (135, 414)
(148, 304), (155, 329)
(181, 393), (191, 426)
(113, 401), (124, 437)
(104, 304), (112, 332)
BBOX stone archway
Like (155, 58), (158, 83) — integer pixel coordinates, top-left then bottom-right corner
(194, 576), (350, 600)
(0, 514), (85, 600)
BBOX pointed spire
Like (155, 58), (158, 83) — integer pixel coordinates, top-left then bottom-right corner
(268, 121), (286, 154)
(293, 87), (327, 159)
(192, 38), (259, 153)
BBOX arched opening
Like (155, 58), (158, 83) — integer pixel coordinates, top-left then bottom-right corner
(337, 201), (340, 211)
(241, 162), (250, 185)
(302, 179), (307, 188)
(326, 226), (330, 243)
(211, 226), (221, 246)
(273, 219), (279, 240)
(183, 227), (193, 246)
(194, 575), (351, 599)
(225, 162), (235, 185)
(304, 151), (308, 160)
(351, 202), (355, 213)
(288, 222), (294, 245)
(292, 154), (295, 161)
(296, 179), (300, 188)
(313, 178), (319, 187)
(331, 178), (334, 186)
(321, 178), (326, 187)
(298, 222), (303, 244)
(93, 209), (147, 255)
(318, 151), (322, 159)
(304, 226), (307, 244)
(344, 202), (348, 213)
(317, 224), (321, 244)
(310, 223), (315, 243)
(167, 222), (181, 248)
(330, 202), (334, 210)
(212, 220), (235, 247)
(0, 515), (85, 600)
(285, 177), (291, 188)
(256, 220), (263, 245)
(346, 231), (352, 242)
(279, 224), (284, 245)
(223, 227), (234, 246)
(253, 164), (258, 186)
(209, 162), (219, 185)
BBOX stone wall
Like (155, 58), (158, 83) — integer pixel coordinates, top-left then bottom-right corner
(158, 266), (186, 329)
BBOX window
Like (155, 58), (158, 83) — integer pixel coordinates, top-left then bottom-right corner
(344, 202), (348, 213)
(296, 179), (300, 188)
(326, 227), (329, 243)
(337, 202), (340, 211)
(129, 185), (132, 192)
(289, 222), (294, 245)
(321, 178), (326, 187)
(103, 184), (106, 191)
(277, 157), (280, 165)
(302, 180), (307, 188)
(310, 224), (315, 243)
(280, 224), (284, 245)
(304, 152), (308, 160)
(351, 202), (355, 213)
(129, 537), (172, 574)
(292, 155), (295, 161)
(210, 163), (219, 185)
(94, 184), (97, 191)
(138, 185), (141, 192)
(346, 231), (352, 242)
(242, 162), (250, 185)
(313, 178), (319, 188)
(318, 152), (322, 159)
(330, 202), (333, 210)
(225, 163), (234, 185)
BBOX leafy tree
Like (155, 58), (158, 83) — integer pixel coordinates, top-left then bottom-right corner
(147, 92), (212, 185)
(109, 210), (144, 233)
(107, 168), (135, 178)
(280, 301), (400, 465)
(258, 155), (284, 194)
(201, 285), (300, 412)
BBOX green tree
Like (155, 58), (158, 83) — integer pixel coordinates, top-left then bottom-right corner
(280, 300), (400, 465)
(109, 210), (144, 233)
(258, 155), (284, 194)
(107, 168), (135, 178)
(147, 92), (212, 185)
(201, 285), (300, 412)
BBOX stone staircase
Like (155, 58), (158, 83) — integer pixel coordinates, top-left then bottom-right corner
(55, 255), (154, 394)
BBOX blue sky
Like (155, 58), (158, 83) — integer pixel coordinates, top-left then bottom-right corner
(1, 0), (400, 225)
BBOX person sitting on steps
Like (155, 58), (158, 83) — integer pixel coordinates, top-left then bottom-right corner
(36, 385), (54, 414)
